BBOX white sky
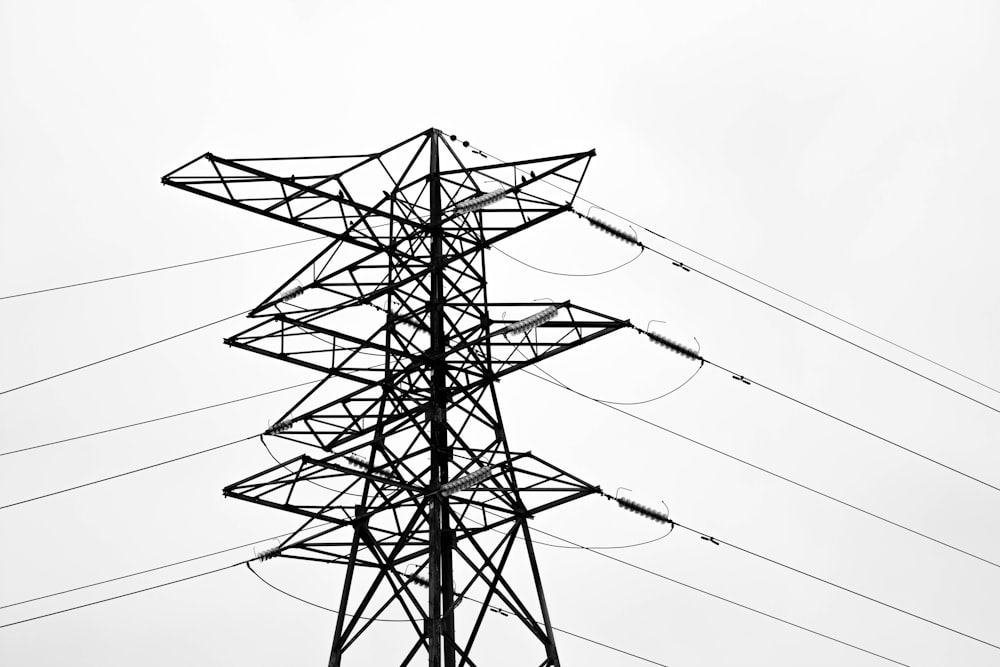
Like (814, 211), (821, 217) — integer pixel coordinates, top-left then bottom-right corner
(1, 1), (998, 666)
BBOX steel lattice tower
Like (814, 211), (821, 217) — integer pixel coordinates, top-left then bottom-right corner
(163, 129), (630, 666)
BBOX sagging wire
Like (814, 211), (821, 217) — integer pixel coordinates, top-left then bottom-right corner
(445, 129), (1000, 414)
(493, 245), (643, 277)
(445, 456), (674, 550)
(248, 557), (669, 666)
(245, 562), (411, 622)
(463, 509), (673, 551)
(257, 436), (369, 496)
(0, 521), (332, 613)
(272, 302), (388, 359)
(491, 240), (643, 278)
(524, 350), (704, 407)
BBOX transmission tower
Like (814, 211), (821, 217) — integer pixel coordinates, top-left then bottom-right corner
(163, 128), (629, 666)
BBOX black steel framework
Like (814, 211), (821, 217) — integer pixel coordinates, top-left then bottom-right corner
(163, 128), (629, 666)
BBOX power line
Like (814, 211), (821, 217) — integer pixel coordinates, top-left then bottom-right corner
(522, 369), (1000, 571)
(246, 562), (673, 666)
(466, 498), (675, 550)
(1, 552), (672, 667)
(526, 522), (912, 667)
(492, 244), (644, 277)
(452, 135), (1000, 414)
(0, 435), (253, 511)
(0, 380), (319, 458)
(3, 331), (992, 573)
(630, 219), (1000, 400)
(0, 308), (250, 397)
(0, 561), (243, 630)
(4, 364), (992, 575)
(543, 622), (671, 667)
(699, 358), (1000, 493)
(638, 242), (1000, 417)
(245, 562), (411, 622)
(4, 448), (983, 658)
(0, 237), (325, 301)
(0, 526), (320, 611)
(527, 347), (705, 407)
(0, 506), (661, 616)
(670, 520), (999, 651)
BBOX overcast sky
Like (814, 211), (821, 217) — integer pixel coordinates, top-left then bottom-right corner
(1, 2), (998, 666)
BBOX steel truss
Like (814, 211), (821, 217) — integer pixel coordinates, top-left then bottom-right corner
(163, 128), (629, 666)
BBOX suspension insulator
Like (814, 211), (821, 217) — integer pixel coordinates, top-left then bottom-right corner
(343, 454), (369, 469)
(392, 312), (430, 332)
(441, 465), (495, 496)
(265, 420), (294, 435)
(501, 305), (560, 336)
(584, 214), (643, 247)
(257, 545), (282, 561)
(455, 188), (507, 215)
(278, 284), (306, 302)
(645, 331), (702, 361)
(615, 496), (672, 524)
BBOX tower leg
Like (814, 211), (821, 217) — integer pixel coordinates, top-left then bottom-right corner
(520, 519), (560, 666)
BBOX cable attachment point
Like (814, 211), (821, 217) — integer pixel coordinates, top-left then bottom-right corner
(614, 495), (673, 524)
(700, 535), (720, 546)
(645, 330), (703, 362)
(264, 420), (294, 435)
(671, 260), (691, 272)
(499, 305), (561, 337)
(580, 213), (644, 248)
(731, 374), (752, 386)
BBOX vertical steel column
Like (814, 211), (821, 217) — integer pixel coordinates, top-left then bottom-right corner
(328, 508), (365, 667)
(520, 518), (561, 666)
(426, 128), (455, 667)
